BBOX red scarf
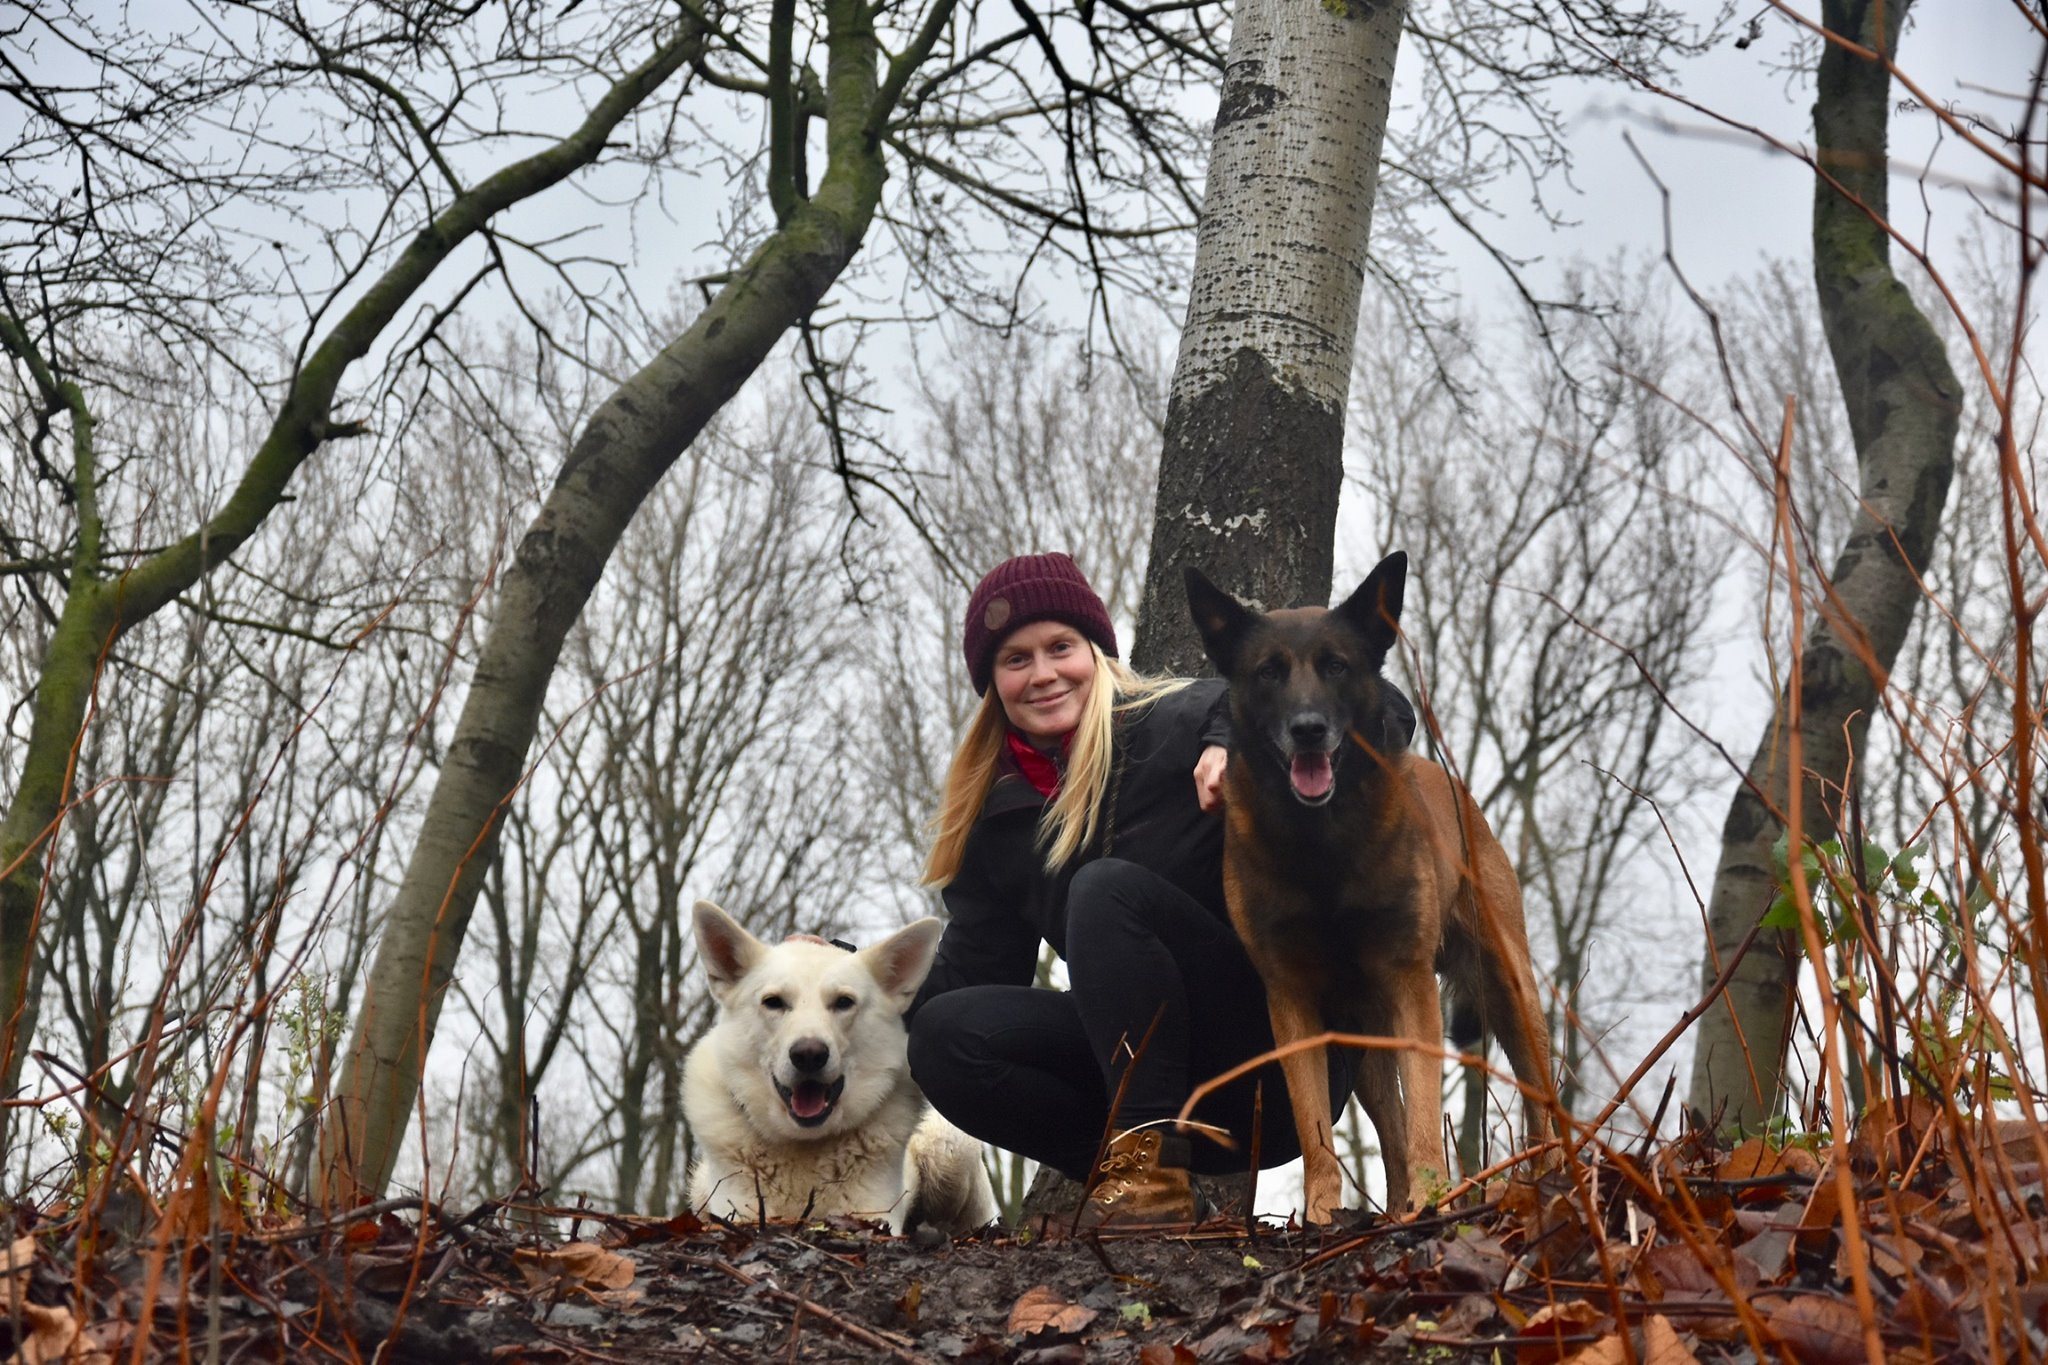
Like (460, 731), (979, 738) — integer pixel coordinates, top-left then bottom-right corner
(1005, 730), (1067, 799)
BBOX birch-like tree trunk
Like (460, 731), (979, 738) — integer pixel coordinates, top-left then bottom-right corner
(1686, 0), (1960, 1133)
(1132, 0), (1407, 673)
(314, 0), (923, 1204)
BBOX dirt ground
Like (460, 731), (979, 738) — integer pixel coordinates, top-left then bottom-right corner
(3, 1186), (1731, 1363)
(6, 1116), (2023, 1362)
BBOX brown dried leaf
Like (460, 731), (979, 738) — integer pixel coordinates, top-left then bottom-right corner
(1137, 1342), (1198, 1365)
(1717, 1138), (1783, 1181)
(1562, 1336), (1629, 1365)
(1629, 1246), (1745, 1341)
(1642, 1315), (1701, 1365)
(1007, 1284), (1098, 1337)
(513, 1241), (636, 1292)
(2, 1233), (33, 1308)
(1634, 1243), (1740, 1297)
(11, 1301), (82, 1365)
(1718, 1139), (1812, 1201)
(1765, 1294), (1868, 1365)
(1779, 1145), (1822, 1177)
(1850, 1096), (1942, 1173)
(1797, 1171), (1844, 1253)
(1889, 1279), (1956, 1338)
(1439, 1227), (1512, 1289)
(1852, 1233), (1924, 1280)
(1518, 1300), (1605, 1365)
(897, 1278), (923, 1326)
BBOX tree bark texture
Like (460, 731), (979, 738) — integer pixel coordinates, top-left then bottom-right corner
(1686, 0), (1960, 1132)
(1131, 0), (1406, 675)
(0, 27), (703, 1095)
(316, 0), (907, 1204)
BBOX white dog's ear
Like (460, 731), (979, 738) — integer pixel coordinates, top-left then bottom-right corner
(693, 901), (764, 1005)
(858, 918), (943, 1013)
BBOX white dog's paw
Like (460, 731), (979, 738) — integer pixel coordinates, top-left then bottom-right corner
(903, 1110), (997, 1236)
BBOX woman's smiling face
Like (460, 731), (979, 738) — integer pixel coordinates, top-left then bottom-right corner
(992, 620), (1096, 741)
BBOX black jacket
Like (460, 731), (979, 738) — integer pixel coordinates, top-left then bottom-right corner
(909, 680), (1234, 1018)
(908, 677), (1418, 1020)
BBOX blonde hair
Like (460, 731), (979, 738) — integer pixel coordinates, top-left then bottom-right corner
(922, 643), (1190, 886)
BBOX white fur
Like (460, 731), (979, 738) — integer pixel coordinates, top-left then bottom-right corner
(683, 901), (996, 1235)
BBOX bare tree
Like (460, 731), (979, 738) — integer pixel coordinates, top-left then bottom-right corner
(1686, 0), (1963, 1133)
(1133, 0), (1722, 671)
(0, 2), (709, 1105)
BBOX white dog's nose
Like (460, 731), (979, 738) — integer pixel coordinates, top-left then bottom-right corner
(789, 1039), (830, 1074)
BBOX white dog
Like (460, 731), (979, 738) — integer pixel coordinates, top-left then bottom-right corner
(682, 901), (996, 1235)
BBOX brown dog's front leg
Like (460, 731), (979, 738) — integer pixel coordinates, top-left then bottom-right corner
(1393, 968), (1450, 1210)
(1265, 993), (1342, 1224)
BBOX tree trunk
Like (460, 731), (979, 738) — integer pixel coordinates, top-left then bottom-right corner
(1131, 0), (1406, 675)
(315, 0), (906, 1204)
(1686, 0), (1960, 1133)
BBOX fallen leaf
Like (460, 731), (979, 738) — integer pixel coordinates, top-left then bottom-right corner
(1562, 1335), (1629, 1365)
(897, 1278), (923, 1326)
(1735, 1225), (1794, 1282)
(11, 1301), (81, 1365)
(1717, 1138), (1783, 1180)
(1633, 1242), (1748, 1298)
(1797, 1170), (1844, 1253)
(1016, 1345), (1087, 1365)
(1765, 1294), (1867, 1365)
(1851, 1232), (1923, 1280)
(1518, 1300), (1605, 1365)
(1850, 1096), (1942, 1173)
(1642, 1315), (1701, 1365)
(1889, 1279), (1956, 1337)
(1008, 1284), (1098, 1337)
(3, 1233), (33, 1308)
(1137, 1343), (1197, 1365)
(513, 1242), (636, 1293)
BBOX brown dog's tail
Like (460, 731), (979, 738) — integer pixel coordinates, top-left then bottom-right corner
(1445, 995), (1483, 1050)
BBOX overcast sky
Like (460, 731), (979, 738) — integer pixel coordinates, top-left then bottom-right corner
(1468, 1), (2015, 295)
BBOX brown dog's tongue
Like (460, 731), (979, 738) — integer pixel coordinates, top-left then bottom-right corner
(1291, 751), (1333, 800)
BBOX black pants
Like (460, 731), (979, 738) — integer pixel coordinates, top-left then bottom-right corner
(907, 858), (1354, 1178)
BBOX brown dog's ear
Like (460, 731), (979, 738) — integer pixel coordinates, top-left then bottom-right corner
(1184, 566), (1254, 672)
(1332, 551), (1407, 669)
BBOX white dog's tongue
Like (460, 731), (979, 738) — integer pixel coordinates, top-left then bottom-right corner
(790, 1081), (831, 1119)
(1291, 751), (1333, 800)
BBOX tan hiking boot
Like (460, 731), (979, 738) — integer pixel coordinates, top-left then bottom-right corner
(1075, 1129), (1197, 1229)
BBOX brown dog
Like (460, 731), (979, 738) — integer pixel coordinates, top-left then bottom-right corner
(1185, 552), (1554, 1220)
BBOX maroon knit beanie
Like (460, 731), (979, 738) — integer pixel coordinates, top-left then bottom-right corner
(962, 552), (1119, 694)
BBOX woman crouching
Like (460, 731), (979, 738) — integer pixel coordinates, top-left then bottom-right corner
(906, 552), (1412, 1228)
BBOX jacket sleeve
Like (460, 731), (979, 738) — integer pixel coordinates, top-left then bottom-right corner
(906, 838), (1043, 1021)
(1194, 676), (1232, 750)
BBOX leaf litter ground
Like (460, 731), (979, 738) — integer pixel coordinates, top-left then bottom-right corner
(3, 1107), (2037, 1362)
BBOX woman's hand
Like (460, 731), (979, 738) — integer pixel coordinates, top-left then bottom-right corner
(1194, 745), (1228, 812)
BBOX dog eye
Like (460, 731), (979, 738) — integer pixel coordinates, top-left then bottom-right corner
(1255, 658), (1286, 683)
(1320, 657), (1350, 678)
(830, 995), (857, 1012)
(761, 994), (788, 1012)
